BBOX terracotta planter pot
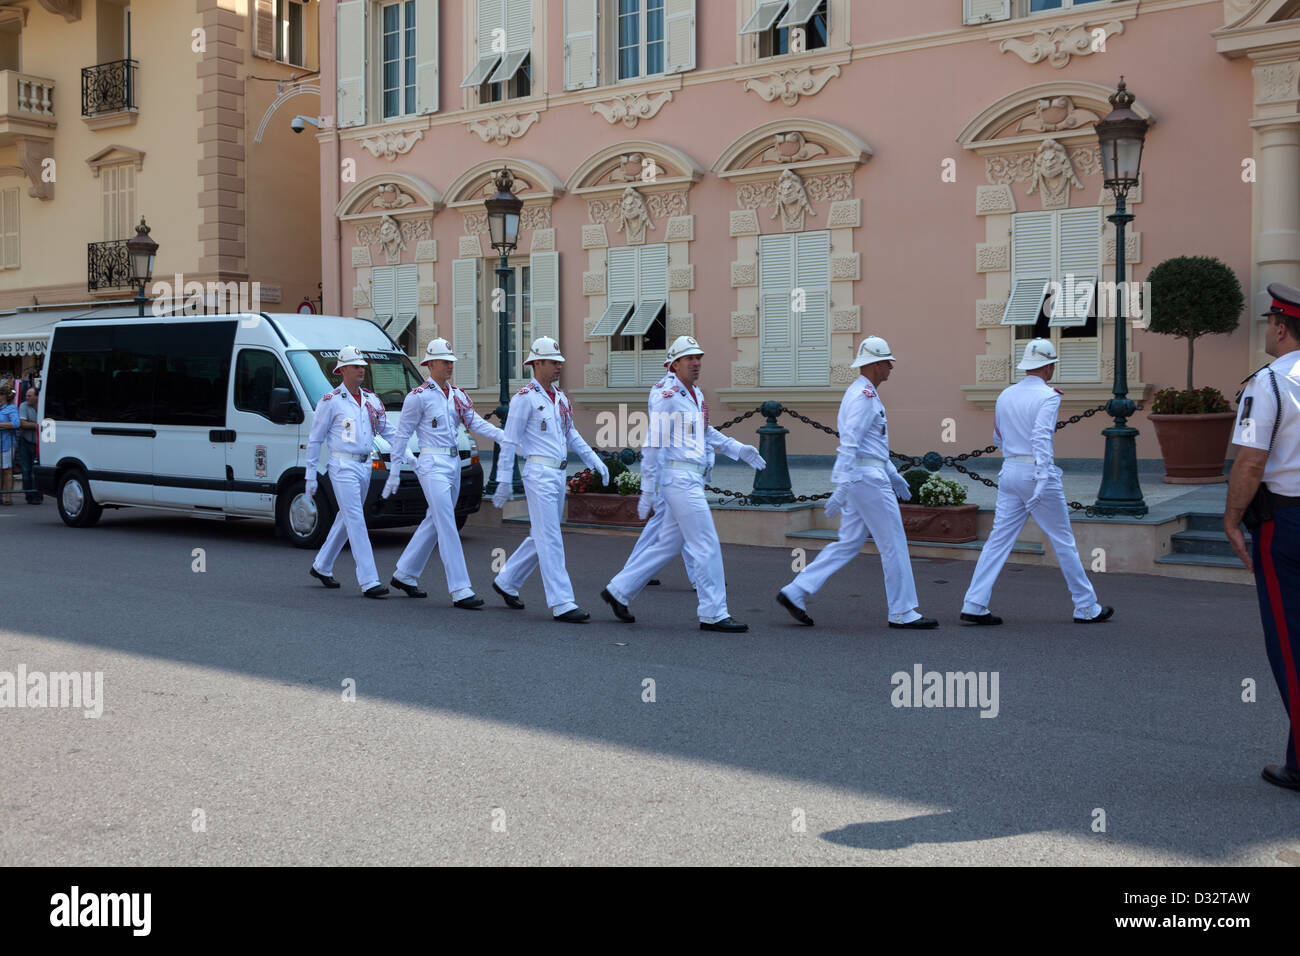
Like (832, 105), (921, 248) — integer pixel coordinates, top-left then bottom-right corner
(1148, 412), (1236, 484)
(898, 503), (979, 543)
(566, 492), (647, 527)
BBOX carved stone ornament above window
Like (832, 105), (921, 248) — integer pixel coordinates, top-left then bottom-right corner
(465, 111), (540, 146)
(1016, 96), (1101, 133)
(371, 183), (416, 209)
(999, 21), (1125, 70)
(36, 0), (80, 22)
(590, 91), (673, 129)
(355, 217), (432, 263)
(741, 64), (840, 107)
(358, 129), (424, 161)
(986, 145), (1100, 185)
(736, 172), (852, 211)
(768, 168), (816, 232)
(759, 132), (827, 165)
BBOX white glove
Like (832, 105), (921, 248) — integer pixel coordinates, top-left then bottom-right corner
(637, 493), (653, 521)
(890, 470), (912, 502)
(824, 484), (846, 519)
(381, 471), (400, 499)
(304, 475), (317, 500)
(740, 445), (766, 470)
(595, 462), (611, 486)
(1026, 479), (1048, 512)
(492, 485), (511, 509)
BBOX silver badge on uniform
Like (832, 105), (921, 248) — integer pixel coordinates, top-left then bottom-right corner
(541, 419), (547, 432)
(342, 418), (356, 442)
(432, 416), (438, 428)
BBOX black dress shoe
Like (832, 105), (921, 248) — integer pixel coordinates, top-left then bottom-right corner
(776, 591), (813, 626)
(363, 585), (389, 598)
(888, 618), (940, 629)
(310, 567), (341, 589)
(1262, 764), (1300, 791)
(648, 579), (661, 586)
(493, 581), (525, 609)
(554, 607), (591, 623)
(701, 617), (749, 633)
(390, 577), (427, 598)
(454, 594), (485, 610)
(960, 612), (1002, 626)
(600, 588), (634, 623)
(1074, 606), (1115, 624)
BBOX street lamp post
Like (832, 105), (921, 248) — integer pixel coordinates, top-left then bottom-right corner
(126, 217), (158, 317)
(1093, 77), (1148, 517)
(483, 168), (524, 496)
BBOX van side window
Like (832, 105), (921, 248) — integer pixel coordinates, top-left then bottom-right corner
(152, 322), (236, 427)
(235, 349), (293, 420)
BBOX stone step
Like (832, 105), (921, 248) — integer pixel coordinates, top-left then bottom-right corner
(1155, 552), (1250, 570)
(1184, 513), (1227, 532)
(1170, 529), (1238, 558)
(786, 528), (1044, 555)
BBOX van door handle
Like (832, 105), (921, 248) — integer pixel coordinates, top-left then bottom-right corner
(210, 429), (236, 443)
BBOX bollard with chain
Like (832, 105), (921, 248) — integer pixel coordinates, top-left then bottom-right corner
(750, 401), (794, 504)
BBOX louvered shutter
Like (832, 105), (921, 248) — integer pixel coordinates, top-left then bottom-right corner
(759, 233), (795, 387)
(530, 250), (558, 342)
(794, 231), (829, 386)
(337, 0), (367, 127)
(563, 0), (599, 90)
(1056, 339), (1100, 383)
(623, 244), (668, 337)
(777, 0), (821, 28)
(415, 0), (439, 114)
(963, 0), (1010, 25)
(118, 164), (135, 242)
(463, 0), (504, 87)
(253, 0), (276, 59)
(1050, 207), (1101, 328)
(390, 263), (419, 338)
(1005, 212), (1053, 325)
(371, 266), (396, 325)
(741, 1), (786, 34)
(2, 189), (18, 269)
(592, 247), (637, 336)
(663, 0), (695, 75)
(452, 259), (480, 388)
(101, 166), (116, 242)
(485, 0), (530, 84)
(1012, 339), (1028, 382)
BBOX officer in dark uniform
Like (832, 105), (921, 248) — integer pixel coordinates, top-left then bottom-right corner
(1225, 282), (1300, 792)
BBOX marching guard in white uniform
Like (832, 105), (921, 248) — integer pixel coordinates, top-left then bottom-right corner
(959, 338), (1112, 625)
(601, 336), (766, 633)
(383, 338), (505, 608)
(777, 336), (938, 629)
(306, 345), (400, 598)
(490, 338), (608, 622)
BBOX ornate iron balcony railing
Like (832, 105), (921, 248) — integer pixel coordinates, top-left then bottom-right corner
(87, 239), (132, 291)
(81, 59), (137, 116)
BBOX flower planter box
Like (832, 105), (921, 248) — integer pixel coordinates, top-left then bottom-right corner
(898, 503), (978, 543)
(566, 492), (646, 527)
(1149, 412), (1236, 484)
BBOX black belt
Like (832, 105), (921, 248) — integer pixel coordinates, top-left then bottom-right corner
(1273, 494), (1300, 509)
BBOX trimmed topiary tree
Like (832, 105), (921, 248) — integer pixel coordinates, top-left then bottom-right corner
(1146, 256), (1244, 393)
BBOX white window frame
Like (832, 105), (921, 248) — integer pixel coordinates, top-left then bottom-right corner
(757, 231), (830, 388)
(483, 258), (534, 386)
(1021, 0), (1112, 15)
(379, 0), (417, 120)
(746, 0), (829, 60)
(0, 187), (18, 270)
(612, 0), (666, 82)
(596, 244), (669, 388)
(277, 0), (306, 68)
(100, 162), (136, 243)
(463, 0), (535, 106)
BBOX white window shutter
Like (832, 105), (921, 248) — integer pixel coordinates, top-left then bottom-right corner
(793, 232), (829, 386)
(1056, 339), (1100, 382)
(415, 0), (439, 114)
(120, 164), (135, 242)
(1012, 212), (1053, 280)
(963, 0), (1010, 25)
(371, 266), (396, 325)
(777, 0), (822, 29)
(623, 244), (668, 337)
(506, 0), (532, 53)
(759, 233), (795, 387)
(1050, 208), (1101, 327)
(608, 352), (638, 387)
(663, 0), (695, 75)
(563, 0), (599, 90)
(101, 166), (115, 242)
(741, 2), (787, 35)
(530, 250), (558, 341)
(464, 0), (505, 87)
(395, 263), (419, 323)
(2, 189), (18, 269)
(337, 0), (367, 128)
(253, 0), (276, 59)
(1002, 279), (1050, 326)
(452, 259), (480, 388)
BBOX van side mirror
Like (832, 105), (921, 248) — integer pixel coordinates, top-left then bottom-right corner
(269, 387), (303, 425)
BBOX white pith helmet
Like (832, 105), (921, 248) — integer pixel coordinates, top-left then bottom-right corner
(420, 338), (458, 365)
(525, 337), (565, 364)
(1017, 338), (1058, 370)
(664, 335), (704, 368)
(333, 345), (368, 374)
(851, 336), (896, 369)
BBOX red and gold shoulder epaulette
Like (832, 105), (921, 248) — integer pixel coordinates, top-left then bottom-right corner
(516, 385), (533, 396)
(411, 385), (425, 394)
(1053, 387), (1063, 395)
(862, 383), (877, 399)
(320, 391), (334, 402)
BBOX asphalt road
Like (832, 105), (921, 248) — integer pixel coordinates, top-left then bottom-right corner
(1, 502), (1296, 866)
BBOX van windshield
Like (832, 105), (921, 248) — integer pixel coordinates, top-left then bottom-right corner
(287, 350), (425, 411)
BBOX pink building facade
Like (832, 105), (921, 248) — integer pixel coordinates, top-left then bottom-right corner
(314, 0), (1300, 459)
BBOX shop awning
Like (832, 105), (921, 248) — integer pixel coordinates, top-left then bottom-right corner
(0, 303), (141, 358)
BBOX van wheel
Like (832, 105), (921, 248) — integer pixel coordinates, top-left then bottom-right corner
(277, 478), (334, 549)
(57, 469), (103, 528)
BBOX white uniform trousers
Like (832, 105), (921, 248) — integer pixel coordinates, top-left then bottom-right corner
(624, 497), (698, 586)
(313, 458), (381, 590)
(783, 470), (920, 619)
(962, 462), (1100, 618)
(495, 463), (577, 615)
(606, 472), (729, 623)
(393, 455), (472, 597)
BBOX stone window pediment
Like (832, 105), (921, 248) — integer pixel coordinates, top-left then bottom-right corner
(712, 118), (871, 186)
(335, 173), (443, 220)
(957, 81), (1155, 155)
(85, 144), (145, 177)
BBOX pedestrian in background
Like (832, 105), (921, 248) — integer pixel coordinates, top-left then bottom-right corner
(16, 385), (41, 504)
(0, 384), (18, 505)
(1225, 282), (1300, 793)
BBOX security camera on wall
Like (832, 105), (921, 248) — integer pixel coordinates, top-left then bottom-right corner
(290, 115), (320, 135)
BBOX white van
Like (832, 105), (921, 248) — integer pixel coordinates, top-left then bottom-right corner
(36, 312), (485, 546)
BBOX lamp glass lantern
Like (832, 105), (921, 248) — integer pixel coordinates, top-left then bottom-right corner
(1095, 77), (1147, 197)
(126, 216), (158, 286)
(485, 168), (523, 254)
